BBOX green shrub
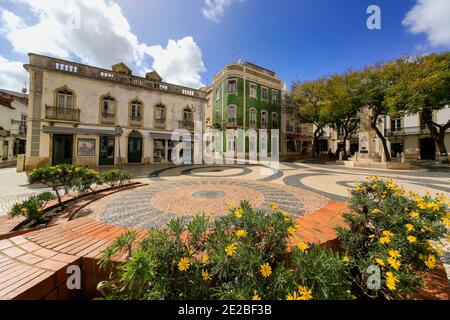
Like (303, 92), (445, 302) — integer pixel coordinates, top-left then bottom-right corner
(98, 201), (353, 300)
(9, 192), (55, 221)
(337, 177), (449, 299)
(72, 167), (101, 193)
(99, 169), (133, 188)
(28, 165), (100, 205)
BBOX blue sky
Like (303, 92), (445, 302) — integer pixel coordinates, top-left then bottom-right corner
(0, 0), (449, 91)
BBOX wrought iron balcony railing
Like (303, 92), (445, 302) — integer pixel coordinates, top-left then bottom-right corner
(45, 106), (80, 122)
(154, 119), (166, 129)
(385, 125), (450, 137)
(100, 112), (116, 125)
(179, 120), (194, 131)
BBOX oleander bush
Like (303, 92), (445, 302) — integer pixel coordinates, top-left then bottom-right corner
(98, 201), (354, 300)
(8, 192), (55, 222)
(337, 177), (449, 299)
(99, 169), (133, 188)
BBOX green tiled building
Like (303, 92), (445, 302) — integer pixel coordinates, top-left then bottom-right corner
(205, 62), (282, 153)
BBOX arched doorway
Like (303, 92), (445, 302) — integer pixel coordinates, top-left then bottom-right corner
(128, 131), (142, 163)
(420, 138), (436, 160)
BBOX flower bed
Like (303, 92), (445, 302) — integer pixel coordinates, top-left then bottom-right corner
(7, 165), (133, 231)
(98, 178), (449, 300)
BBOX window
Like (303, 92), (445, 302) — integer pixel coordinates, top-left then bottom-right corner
(249, 108), (257, 127)
(57, 89), (74, 109)
(271, 113), (278, 128)
(261, 111), (268, 127)
(183, 107), (193, 122)
(102, 96), (116, 115)
(215, 87), (221, 101)
(228, 80), (237, 94)
(391, 118), (401, 132)
(155, 105), (166, 120)
(228, 105), (237, 125)
(215, 110), (220, 123)
(261, 87), (268, 101)
(249, 83), (257, 98)
(272, 90), (278, 103)
(130, 101), (142, 121)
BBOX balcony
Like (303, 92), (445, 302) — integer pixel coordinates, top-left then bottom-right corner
(154, 119), (166, 129)
(100, 112), (116, 125)
(179, 120), (194, 131)
(337, 132), (359, 140)
(129, 115), (142, 127)
(19, 125), (27, 135)
(226, 119), (237, 128)
(45, 106), (80, 122)
(385, 125), (450, 137)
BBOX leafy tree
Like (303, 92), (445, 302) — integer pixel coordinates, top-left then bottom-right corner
(290, 79), (331, 158)
(385, 53), (450, 163)
(324, 71), (362, 159)
(355, 64), (394, 161)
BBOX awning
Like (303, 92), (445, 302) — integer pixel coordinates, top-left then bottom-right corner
(42, 126), (117, 136)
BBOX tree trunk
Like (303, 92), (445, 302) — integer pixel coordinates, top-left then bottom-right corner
(371, 115), (391, 162)
(312, 127), (324, 159)
(422, 109), (450, 163)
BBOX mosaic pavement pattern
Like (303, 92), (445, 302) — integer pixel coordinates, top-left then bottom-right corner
(91, 179), (328, 229)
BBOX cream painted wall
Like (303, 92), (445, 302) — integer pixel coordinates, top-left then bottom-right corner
(29, 69), (204, 167)
(41, 71), (203, 129)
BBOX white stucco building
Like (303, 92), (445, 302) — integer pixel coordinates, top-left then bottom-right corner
(0, 89), (28, 163)
(23, 53), (207, 169)
(324, 107), (450, 161)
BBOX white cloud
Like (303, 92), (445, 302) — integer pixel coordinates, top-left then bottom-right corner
(146, 37), (206, 89)
(403, 0), (450, 48)
(0, 55), (28, 92)
(202, 0), (243, 22)
(0, 0), (206, 88)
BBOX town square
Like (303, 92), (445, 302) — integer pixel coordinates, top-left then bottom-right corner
(0, 0), (449, 308)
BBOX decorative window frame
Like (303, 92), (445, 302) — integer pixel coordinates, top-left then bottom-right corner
(261, 86), (269, 101)
(128, 98), (144, 128)
(98, 93), (118, 126)
(249, 82), (257, 99)
(227, 78), (238, 95)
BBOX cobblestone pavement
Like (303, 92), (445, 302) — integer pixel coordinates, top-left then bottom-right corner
(0, 167), (49, 216)
(86, 179), (327, 229)
(0, 161), (449, 281)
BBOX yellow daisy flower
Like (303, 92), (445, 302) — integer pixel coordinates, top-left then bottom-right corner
(389, 250), (401, 259)
(405, 224), (414, 232)
(375, 258), (385, 267)
(236, 229), (248, 238)
(260, 263), (272, 278)
(298, 286), (313, 300)
(202, 269), (211, 281)
(225, 243), (237, 257)
(178, 257), (191, 272)
(387, 257), (401, 270)
(287, 291), (301, 300)
(251, 294), (261, 300)
(297, 241), (310, 252)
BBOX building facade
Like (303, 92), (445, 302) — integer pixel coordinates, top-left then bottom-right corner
(280, 84), (313, 155)
(205, 62), (282, 153)
(0, 89), (28, 163)
(324, 107), (450, 161)
(23, 53), (206, 169)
